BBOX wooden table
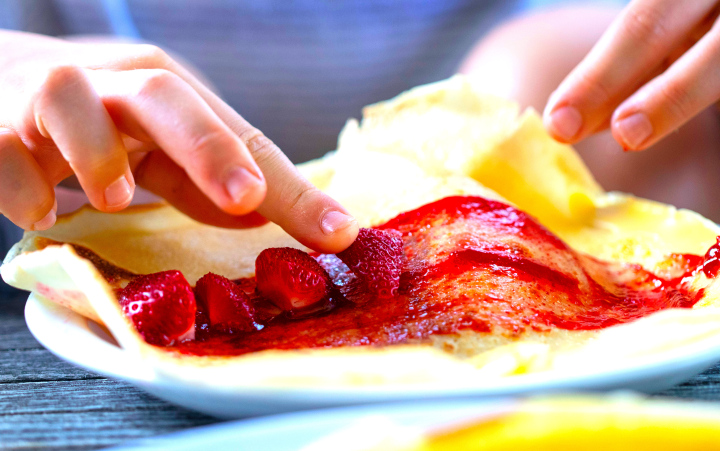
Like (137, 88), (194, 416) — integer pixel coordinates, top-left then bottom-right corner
(3, 288), (720, 450)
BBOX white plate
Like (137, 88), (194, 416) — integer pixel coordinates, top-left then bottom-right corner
(109, 400), (514, 450)
(25, 293), (720, 418)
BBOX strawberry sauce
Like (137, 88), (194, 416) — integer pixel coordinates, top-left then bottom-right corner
(168, 196), (709, 356)
(703, 237), (720, 278)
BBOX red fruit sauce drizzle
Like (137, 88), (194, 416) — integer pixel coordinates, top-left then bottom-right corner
(152, 195), (715, 356)
(703, 237), (720, 278)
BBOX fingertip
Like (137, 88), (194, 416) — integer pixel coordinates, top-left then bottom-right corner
(544, 104), (583, 143)
(259, 183), (360, 253)
(31, 205), (57, 231)
(317, 210), (360, 253)
(320, 210), (356, 236)
(612, 110), (653, 151)
(102, 173), (135, 212)
(221, 166), (267, 215)
(29, 195), (58, 231)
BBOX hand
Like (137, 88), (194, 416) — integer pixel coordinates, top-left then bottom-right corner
(0, 31), (357, 253)
(544, 0), (720, 151)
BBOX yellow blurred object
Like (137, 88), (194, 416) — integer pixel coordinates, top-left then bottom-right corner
(421, 397), (720, 450)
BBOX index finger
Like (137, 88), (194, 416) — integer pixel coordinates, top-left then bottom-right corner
(192, 83), (359, 253)
(117, 47), (360, 253)
(232, 120), (359, 254)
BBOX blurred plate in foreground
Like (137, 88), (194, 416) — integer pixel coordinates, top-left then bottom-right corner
(109, 396), (720, 450)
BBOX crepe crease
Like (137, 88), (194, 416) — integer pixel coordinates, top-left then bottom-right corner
(3, 75), (720, 388)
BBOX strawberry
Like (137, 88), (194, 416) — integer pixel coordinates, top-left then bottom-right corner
(255, 247), (333, 313)
(336, 228), (404, 299)
(195, 273), (259, 334)
(117, 270), (196, 346)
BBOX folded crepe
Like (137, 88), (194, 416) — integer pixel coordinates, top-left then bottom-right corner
(3, 75), (720, 388)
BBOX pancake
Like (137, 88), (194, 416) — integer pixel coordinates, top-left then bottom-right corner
(3, 75), (720, 388)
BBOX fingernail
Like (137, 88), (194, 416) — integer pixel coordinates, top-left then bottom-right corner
(225, 167), (264, 204)
(104, 175), (133, 208)
(34, 113), (50, 138)
(548, 105), (583, 141)
(615, 112), (653, 150)
(321, 210), (356, 235)
(32, 208), (56, 231)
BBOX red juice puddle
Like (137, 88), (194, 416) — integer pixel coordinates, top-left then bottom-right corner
(166, 196), (709, 356)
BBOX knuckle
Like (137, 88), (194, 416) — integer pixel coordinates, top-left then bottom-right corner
(44, 65), (84, 86)
(74, 150), (125, 175)
(572, 70), (613, 106)
(240, 128), (280, 162)
(621, 6), (668, 50)
(287, 185), (319, 215)
(658, 81), (692, 119)
(137, 69), (182, 97)
(186, 128), (235, 163)
(135, 44), (173, 68)
(38, 65), (86, 100)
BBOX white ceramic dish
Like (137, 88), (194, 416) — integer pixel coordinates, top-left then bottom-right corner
(25, 293), (720, 418)
(108, 400), (515, 450)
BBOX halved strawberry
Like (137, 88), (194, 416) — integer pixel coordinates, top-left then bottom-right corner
(255, 247), (333, 314)
(117, 270), (196, 346)
(336, 228), (404, 299)
(195, 273), (259, 334)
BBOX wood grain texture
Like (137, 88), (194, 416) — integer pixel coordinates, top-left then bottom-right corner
(2, 289), (720, 449)
(659, 365), (720, 400)
(0, 291), (219, 450)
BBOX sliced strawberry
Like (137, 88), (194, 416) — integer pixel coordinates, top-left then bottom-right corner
(117, 270), (196, 346)
(336, 228), (404, 300)
(195, 273), (259, 334)
(255, 247), (333, 314)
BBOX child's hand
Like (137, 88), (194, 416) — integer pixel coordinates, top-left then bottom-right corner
(0, 31), (357, 253)
(544, 0), (720, 151)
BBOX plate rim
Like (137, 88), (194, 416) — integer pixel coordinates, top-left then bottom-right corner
(24, 292), (720, 403)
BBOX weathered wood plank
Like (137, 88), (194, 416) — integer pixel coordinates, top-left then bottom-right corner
(0, 348), (100, 383)
(0, 290), (219, 449)
(0, 291), (42, 351)
(0, 292), (100, 383)
(658, 363), (720, 400)
(0, 379), (218, 450)
(1, 289), (27, 313)
(0, 378), (159, 414)
(0, 410), (217, 450)
(0, 316), (43, 351)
